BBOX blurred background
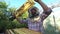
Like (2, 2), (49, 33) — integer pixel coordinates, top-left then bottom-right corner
(0, 0), (60, 34)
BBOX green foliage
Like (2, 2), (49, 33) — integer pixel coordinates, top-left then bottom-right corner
(44, 16), (60, 34)
(0, 2), (10, 31)
(0, 2), (27, 32)
(21, 11), (28, 18)
(7, 8), (16, 12)
(10, 19), (27, 28)
(0, 2), (8, 8)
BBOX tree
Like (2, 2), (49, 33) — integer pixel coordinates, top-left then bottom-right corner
(0, 1), (28, 33)
(0, 2), (10, 33)
(0, 2), (18, 33)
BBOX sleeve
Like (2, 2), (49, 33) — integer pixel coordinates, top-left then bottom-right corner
(40, 8), (52, 20)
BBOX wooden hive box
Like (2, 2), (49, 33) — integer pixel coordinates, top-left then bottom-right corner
(5, 28), (42, 34)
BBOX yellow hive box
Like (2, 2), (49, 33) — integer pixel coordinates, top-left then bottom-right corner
(15, 0), (35, 18)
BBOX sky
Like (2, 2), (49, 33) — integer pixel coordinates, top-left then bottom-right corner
(4, 0), (60, 8)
